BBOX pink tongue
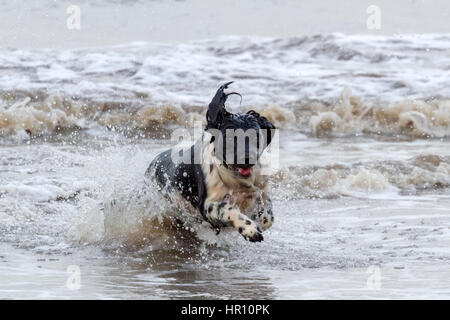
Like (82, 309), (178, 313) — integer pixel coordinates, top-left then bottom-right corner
(238, 167), (252, 176)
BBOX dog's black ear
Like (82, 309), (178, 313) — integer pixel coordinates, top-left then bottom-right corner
(206, 82), (240, 129)
(247, 110), (276, 147)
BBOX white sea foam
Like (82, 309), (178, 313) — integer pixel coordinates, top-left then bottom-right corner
(1, 34), (449, 138)
(1, 34), (449, 107)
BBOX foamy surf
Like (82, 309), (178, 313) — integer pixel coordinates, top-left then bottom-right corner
(1, 34), (449, 104)
(2, 90), (450, 139)
(1, 33), (450, 139)
(308, 88), (450, 138)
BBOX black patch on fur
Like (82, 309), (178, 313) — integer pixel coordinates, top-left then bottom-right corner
(218, 201), (227, 211)
(145, 141), (207, 217)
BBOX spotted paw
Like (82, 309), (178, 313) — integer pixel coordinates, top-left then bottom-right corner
(247, 230), (264, 242)
(238, 222), (264, 242)
(258, 211), (274, 231)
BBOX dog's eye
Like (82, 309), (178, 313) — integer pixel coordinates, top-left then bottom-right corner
(210, 136), (215, 143)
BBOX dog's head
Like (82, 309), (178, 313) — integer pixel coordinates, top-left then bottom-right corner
(205, 82), (276, 179)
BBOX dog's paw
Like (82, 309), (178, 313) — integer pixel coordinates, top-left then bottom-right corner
(238, 221), (264, 242)
(258, 210), (274, 231)
(205, 201), (264, 242)
(247, 230), (264, 242)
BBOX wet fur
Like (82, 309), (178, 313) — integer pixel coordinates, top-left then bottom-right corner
(145, 83), (275, 242)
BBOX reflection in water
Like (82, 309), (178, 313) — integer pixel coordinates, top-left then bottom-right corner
(102, 233), (277, 299)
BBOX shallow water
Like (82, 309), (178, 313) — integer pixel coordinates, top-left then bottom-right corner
(2, 196), (450, 299)
(1, 132), (450, 299)
(1, 1), (450, 300)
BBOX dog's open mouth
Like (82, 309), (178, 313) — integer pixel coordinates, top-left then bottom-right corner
(231, 164), (253, 178)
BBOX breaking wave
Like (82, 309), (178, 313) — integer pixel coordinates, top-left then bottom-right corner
(0, 94), (202, 138)
(306, 88), (450, 138)
(1, 33), (449, 139)
(272, 154), (450, 200)
(1, 89), (449, 139)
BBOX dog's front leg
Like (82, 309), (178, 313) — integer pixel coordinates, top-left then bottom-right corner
(203, 200), (264, 242)
(257, 197), (274, 231)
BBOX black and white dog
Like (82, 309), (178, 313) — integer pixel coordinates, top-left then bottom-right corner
(145, 82), (276, 242)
